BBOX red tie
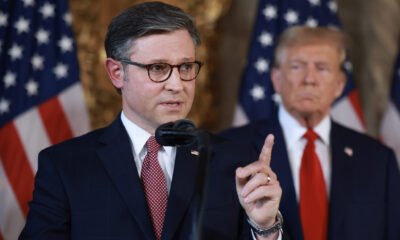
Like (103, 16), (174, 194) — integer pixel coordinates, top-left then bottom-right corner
(141, 136), (168, 240)
(299, 129), (328, 240)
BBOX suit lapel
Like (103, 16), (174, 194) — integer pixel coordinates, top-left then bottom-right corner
(162, 144), (199, 240)
(328, 122), (356, 239)
(266, 119), (303, 240)
(96, 117), (154, 239)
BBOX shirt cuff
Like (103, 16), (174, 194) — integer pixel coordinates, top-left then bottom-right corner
(251, 229), (282, 240)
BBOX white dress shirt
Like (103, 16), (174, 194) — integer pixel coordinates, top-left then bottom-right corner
(278, 106), (332, 200)
(122, 112), (282, 239)
(120, 112), (176, 193)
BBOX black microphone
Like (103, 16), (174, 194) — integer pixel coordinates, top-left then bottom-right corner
(155, 119), (210, 240)
(155, 119), (197, 146)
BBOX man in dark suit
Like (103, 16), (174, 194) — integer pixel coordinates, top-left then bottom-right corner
(20, 2), (283, 240)
(222, 26), (400, 240)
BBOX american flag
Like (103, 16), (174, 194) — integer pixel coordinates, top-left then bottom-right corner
(233, 0), (366, 133)
(0, 0), (89, 239)
(380, 55), (400, 167)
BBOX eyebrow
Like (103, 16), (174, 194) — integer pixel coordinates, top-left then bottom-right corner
(288, 59), (331, 66)
(144, 57), (196, 64)
(288, 59), (306, 65)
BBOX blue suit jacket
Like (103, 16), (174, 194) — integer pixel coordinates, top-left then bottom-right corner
(221, 116), (400, 240)
(20, 117), (256, 240)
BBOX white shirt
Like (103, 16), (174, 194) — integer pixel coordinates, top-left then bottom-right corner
(122, 112), (282, 239)
(278, 106), (332, 200)
(120, 112), (176, 192)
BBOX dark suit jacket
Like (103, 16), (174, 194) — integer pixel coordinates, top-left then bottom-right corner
(221, 116), (400, 240)
(20, 117), (257, 240)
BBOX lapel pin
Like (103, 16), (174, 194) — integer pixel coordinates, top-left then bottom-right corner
(344, 147), (353, 157)
(191, 150), (199, 156)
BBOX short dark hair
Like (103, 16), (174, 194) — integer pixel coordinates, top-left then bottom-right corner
(104, 1), (200, 60)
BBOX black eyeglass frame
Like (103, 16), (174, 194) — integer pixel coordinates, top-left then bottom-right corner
(119, 59), (203, 83)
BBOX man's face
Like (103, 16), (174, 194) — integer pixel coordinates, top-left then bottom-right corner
(271, 43), (345, 126)
(107, 29), (196, 134)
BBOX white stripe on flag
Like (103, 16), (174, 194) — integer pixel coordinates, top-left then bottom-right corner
(331, 98), (365, 133)
(59, 83), (90, 136)
(232, 105), (250, 127)
(380, 101), (400, 168)
(0, 159), (26, 240)
(14, 109), (50, 173)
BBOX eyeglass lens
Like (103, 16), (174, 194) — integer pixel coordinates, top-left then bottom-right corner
(149, 62), (200, 82)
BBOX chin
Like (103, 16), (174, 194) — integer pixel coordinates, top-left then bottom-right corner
(297, 103), (318, 111)
(160, 115), (187, 124)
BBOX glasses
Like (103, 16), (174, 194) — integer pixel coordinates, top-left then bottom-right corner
(119, 59), (203, 82)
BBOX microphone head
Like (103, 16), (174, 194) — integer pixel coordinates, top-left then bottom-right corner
(155, 119), (196, 146)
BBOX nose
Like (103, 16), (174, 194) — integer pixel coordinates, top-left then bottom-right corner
(304, 65), (317, 85)
(164, 67), (184, 92)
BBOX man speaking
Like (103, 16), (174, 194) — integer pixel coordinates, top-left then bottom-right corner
(20, 2), (283, 240)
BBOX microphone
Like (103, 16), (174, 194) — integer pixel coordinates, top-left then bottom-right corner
(155, 119), (197, 146)
(155, 119), (210, 240)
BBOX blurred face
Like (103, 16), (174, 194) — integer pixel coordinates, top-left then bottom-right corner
(105, 29), (196, 134)
(271, 43), (345, 127)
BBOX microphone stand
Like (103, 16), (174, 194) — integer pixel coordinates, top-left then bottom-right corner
(154, 120), (211, 240)
(191, 130), (210, 240)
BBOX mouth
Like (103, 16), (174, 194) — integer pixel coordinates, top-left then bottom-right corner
(160, 100), (184, 110)
(301, 96), (315, 101)
(299, 92), (317, 100)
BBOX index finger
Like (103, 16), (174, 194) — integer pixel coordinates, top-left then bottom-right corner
(258, 134), (274, 165)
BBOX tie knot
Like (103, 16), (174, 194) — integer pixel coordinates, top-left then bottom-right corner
(303, 129), (319, 142)
(146, 136), (160, 153)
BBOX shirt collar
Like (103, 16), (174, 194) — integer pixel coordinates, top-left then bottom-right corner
(314, 115), (330, 145)
(120, 112), (173, 156)
(278, 105), (331, 145)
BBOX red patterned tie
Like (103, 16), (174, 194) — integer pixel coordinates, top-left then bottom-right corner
(141, 136), (168, 240)
(299, 129), (328, 240)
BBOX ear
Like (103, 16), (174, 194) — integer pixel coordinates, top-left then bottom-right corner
(334, 71), (346, 98)
(271, 67), (282, 93)
(105, 58), (124, 89)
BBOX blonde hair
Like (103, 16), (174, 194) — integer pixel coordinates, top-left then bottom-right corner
(273, 26), (348, 67)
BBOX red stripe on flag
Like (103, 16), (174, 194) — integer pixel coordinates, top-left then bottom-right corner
(0, 231), (3, 240)
(38, 97), (74, 145)
(348, 90), (366, 127)
(0, 123), (35, 216)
